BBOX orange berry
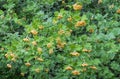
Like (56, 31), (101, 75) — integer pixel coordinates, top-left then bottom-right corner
(81, 63), (88, 67)
(23, 38), (29, 42)
(10, 53), (15, 58)
(25, 62), (31, 67)
(36, 58), (44, 62)
(20, 73), (25, 76)
(35, 68), (40, 73)
(72, 70), (80, 75)
(57, 14), (63, 19)
(70, 51), (80, 56)
(58, 29), (65, 35)
(82, 48), (91, 52)
(30, 30), (38, 35)
(69, 29), (73, 33)
(47, 43), (52, 48)
(98, 0), (102, 4)
(57, 42), (66, 49)
(49, 48), (54, 54)
(62, 1), (65, 4)
(67, 17), (72, 22)
(109, 4), (114, 9)
(56, 37), (61, 44)
(32, 41), (37, 46)
(7, 64), (12, 68)
(5, 53), (8, 58)
(73, 3), (82, 10)
(11, 58), (16, 62)
(90, 66), (97, 70)
(65, 66), (73, 70)
(75, 21), (86, 27)
(116, 9), (120, 14)
(37, 47), (42, 53)
(39, 25), (44, 30)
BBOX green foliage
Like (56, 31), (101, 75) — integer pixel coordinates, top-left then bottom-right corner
(0, 0), (120, 79)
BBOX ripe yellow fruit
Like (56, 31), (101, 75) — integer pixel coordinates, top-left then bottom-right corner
(23, 38), (29, 42)
(10, 53), (15, 58)
(116, 9), (120, 14)
(81, 63), (88, 67)
(47, 43), (52, 48)
(25, 62), (31, 67)
(11, 58), (16, 62)
(67, 17), (72, 22)
(35, 68), (40, 73)
(75, 21), (86, 27)
(30, 30), (38, 35)
(109, 4), (114, 9)
(36, 58), (44, 62)
(90, 66), (97, 70)
(70, 51), (80, 56)
(72, 70), (80, 75)
(82, 48), (91, 52)
(89, 28), (94, 33)
(98, 0), (102, 4)
(5, 53), (8, 58)
(58, 29), (65, 35)
(39, 25), (44, 30)
(49, 48), (54, 54)
(20, 73), (25, 76)
(7, 64), (12, 68)
(62, 1), (65, 4)
(57, 42), (66, 49)
(32, 41), (37, 46)
(37, 47), (42, 53)
(69, 29), (73, 33)
(57, 14), (63, 19)
(56, 37), (61, 44)
(73, 3), (82, 10)
(65, 66), (73, 70)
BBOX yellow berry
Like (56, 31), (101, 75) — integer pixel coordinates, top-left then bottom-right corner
(23, 38), (29, 42)
(25, 62), (31, 67)
(72, 70), (80, 75)
(20, 73), (25, 76)
(36, 58), (44, 62)
(65, 66), (73, 70)
(7, 64), (12, 68)
(73, 3), (82, 10)
(81, 63), (88, 67)
(75, 21), (86, 27)
(57, 14), (63, 19)
(90, 66), (97, 70)
(70, 51), (80, 56)
(47, 43), (52, 48)
(67, 17), (72, 22)
(30, 30), (38, 35)
(32, 41), (37, 46)
(49, 48), (54, 54)
(39, 25), (44, 30)
(35, 68), (40, 73)
(116, 9), (120, 14)
(37, 47), (42, 53)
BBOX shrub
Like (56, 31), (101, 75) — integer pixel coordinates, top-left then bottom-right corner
(0, 0), (120, 79)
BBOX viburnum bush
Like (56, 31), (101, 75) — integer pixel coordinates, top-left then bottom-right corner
(0, 0), (120, 79)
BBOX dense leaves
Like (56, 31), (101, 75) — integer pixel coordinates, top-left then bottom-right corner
(0, 0), (120, 79)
